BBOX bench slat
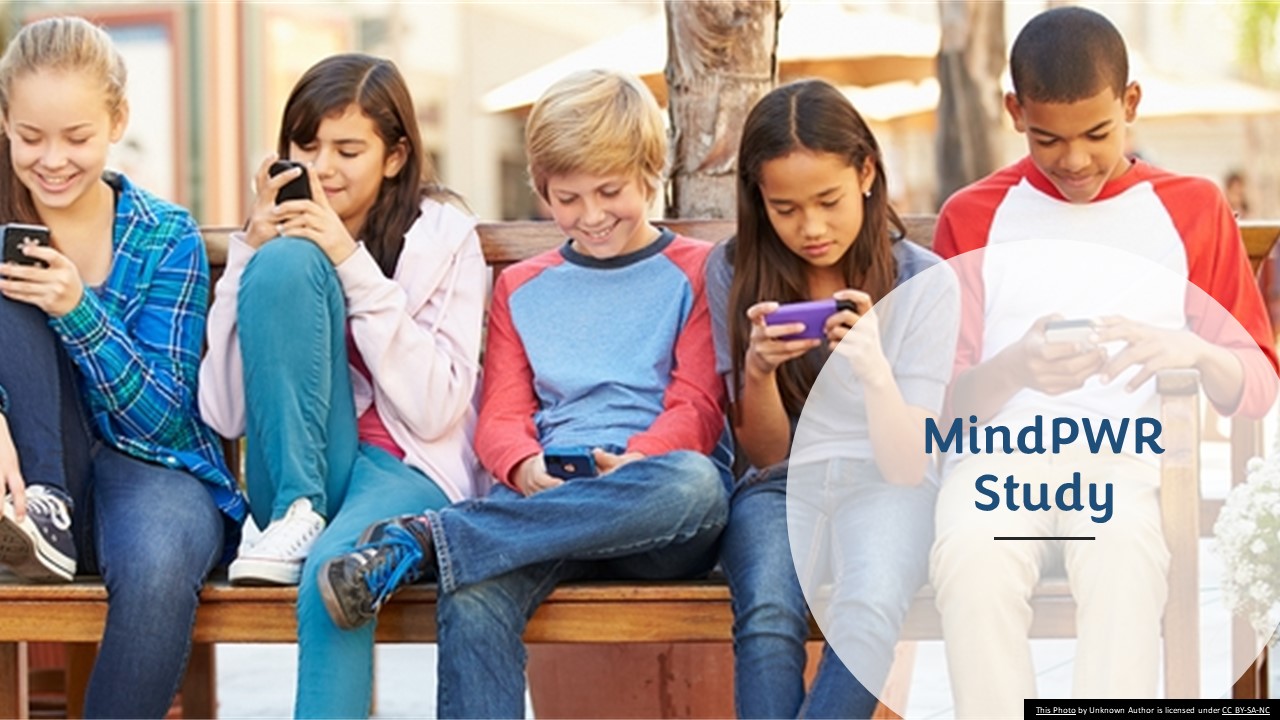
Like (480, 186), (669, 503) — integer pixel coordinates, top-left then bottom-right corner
(0, 578), (1085, 644)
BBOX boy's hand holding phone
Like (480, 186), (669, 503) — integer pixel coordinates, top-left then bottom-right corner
(516, 445), (639, 496)
(592, 448), (643, 476)
(514, 454), (564, 496)
(1013, 315), (1107, 395)
(1092, 317), (1218, 392)
(543, 446), (597, 481)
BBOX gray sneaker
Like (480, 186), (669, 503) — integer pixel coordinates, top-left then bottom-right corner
(318, 515), (434, 630)
(0, 485), (76, 582)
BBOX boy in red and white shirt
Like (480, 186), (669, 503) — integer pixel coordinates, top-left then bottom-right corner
(929, 7), (1276, 716)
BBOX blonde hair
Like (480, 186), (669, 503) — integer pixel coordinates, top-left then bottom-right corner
(525, 70), (667, 201)
(0, 16), (127, 223)
(0, 17), (127, 118)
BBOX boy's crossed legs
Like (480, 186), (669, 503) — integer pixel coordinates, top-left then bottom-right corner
(317, 449), (728, 632)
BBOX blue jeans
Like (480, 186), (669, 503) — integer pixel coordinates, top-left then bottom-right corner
(236, 238), (453, 718)
(718, 459), (935, 719)
(0, 296), (224, 718)
(429, 451), (728, 718)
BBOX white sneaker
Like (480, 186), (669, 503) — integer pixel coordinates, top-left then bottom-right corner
(229, 498), (325, 585)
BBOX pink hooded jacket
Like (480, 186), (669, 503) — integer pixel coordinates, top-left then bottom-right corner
(198, 198), (488, 502)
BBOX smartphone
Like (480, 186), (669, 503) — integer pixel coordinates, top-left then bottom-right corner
(764, 299), (857, 341)
(1044, 318), (1095, 345)
(544, 446), (598, 481)
(269, 160), (312, 203)
(1, 223), (51, 268)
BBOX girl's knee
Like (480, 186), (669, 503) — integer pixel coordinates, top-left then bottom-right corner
(241, 237), (333, 301)
(104, 553), (206, 607)
(734, 589), (809, 639)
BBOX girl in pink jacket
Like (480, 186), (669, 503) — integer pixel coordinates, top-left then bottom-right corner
(197, 54), (485, 717)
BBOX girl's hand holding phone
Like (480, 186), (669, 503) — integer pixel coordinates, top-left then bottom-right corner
(827, 289), (892, 386)
(245, 156), (356, 265)
(246, 156), (298, 249)
(0, 242), (85, 318)
(745, 300), (822, 377)
(272, 166), (357, 266)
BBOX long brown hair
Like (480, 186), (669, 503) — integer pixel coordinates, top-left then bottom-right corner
(729, 79), (904, 419)
(279, 54), (461, 277)
(0, 17), (127, 224)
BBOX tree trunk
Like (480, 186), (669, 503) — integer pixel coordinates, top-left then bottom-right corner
(665, 0), (780, 218)
(935, 0), (1005, 208)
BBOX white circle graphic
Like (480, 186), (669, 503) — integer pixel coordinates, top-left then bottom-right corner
(788, 240), (1279, 717)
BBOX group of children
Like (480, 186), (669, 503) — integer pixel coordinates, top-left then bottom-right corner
(0, 7), (1272, 719)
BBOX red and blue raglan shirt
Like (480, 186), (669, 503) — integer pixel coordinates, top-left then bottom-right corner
(935, 157), (1278, 420)
(475, 229), (728, 489)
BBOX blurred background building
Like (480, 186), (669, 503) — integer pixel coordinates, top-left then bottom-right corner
(1, 2), (1276, 714)
(2, 0), (1277, 225)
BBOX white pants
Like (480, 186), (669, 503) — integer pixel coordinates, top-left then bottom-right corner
(929, 450), (1170, 718)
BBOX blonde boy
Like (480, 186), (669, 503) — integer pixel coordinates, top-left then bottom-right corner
(318, 70), (730, 718)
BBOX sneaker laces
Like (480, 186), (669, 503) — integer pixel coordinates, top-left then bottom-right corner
(354, 525), (426, 610)
(25, 487), (71, 531)
(252, 502), (323, 557)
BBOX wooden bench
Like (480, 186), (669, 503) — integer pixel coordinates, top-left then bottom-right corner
(1, 217), (1276, 718)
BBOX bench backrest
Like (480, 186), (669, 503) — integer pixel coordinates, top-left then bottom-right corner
(204, 217), (1279, 277)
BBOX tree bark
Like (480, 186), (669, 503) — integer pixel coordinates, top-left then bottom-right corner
(665, 0), (779, 219)
(935, 0), (1006, 208)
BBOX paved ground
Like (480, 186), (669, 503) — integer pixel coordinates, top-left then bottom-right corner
(216, 644), (462, 718)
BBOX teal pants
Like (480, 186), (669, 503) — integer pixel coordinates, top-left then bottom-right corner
(237, 237), (452, 718)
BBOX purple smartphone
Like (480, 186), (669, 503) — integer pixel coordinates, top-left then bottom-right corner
(764, 299), (857, 341)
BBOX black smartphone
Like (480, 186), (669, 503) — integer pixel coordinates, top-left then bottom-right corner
(2, 223), (51, 268)
(268, 160), (312, 204)
(544, 446), (598, 481)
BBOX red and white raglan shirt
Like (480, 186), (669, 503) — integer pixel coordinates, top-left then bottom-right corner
(934, 156), (1277, 427)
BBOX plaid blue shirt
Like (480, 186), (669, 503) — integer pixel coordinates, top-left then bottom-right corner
(34, 173), (246, 549)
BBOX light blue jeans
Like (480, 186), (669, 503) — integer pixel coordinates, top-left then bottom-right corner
(427, 450), (729, 718)
(718, 459), (936, 719)
(0, 296), (225, 718)
(236, 238), (452, 718)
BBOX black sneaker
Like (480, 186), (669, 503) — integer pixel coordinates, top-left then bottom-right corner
(0, 485), (76, 582)
(318, 515), (435, 630)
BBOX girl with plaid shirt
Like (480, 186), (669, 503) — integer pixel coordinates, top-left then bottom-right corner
(0, 17), (243, 717)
